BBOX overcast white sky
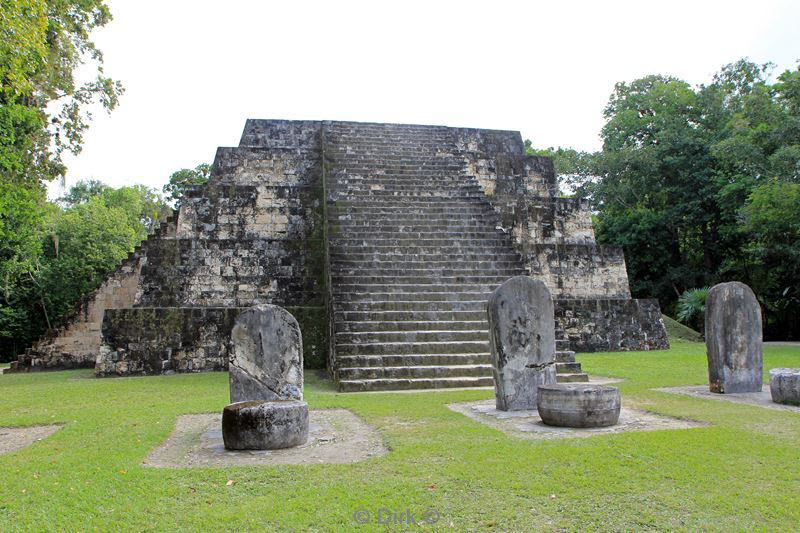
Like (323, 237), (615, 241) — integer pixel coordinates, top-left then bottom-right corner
(55, 0), (800, 197)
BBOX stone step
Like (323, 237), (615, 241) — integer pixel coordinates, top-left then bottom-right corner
(331, 236), (509, 246)
(331, 159), (464, 165)
(332, 271), (526, 281)
(329, 181), (481, 191)
(335, 330), (488, 344)
(330, 243), (515, 253)
(330, 220), (504, 229)
(332, 283), (498, 294)
(334, 194), (486, 202)
(331, 261), (522, 272)
(556, 362), (583, 374)
(337, 376), (494, 392)
(329, 206), (493, 216)
(337, 364), (493, 380)
(335, 353), (491, 368)
(334, 310), (486, 322)
(555, 350), (576, 363)
(336, 340), (490, 356)
(333, 300), (487, 313)
(330, 254), (521, 264)
(327, 157), (462, 166)
(333, 292), (492, 303)
(331, 274), (523, 285)
(330, 214), (498, 224)
(329, 174), (472, 183)
(556, 373), (590, 383)
(335, 320), (488, 333)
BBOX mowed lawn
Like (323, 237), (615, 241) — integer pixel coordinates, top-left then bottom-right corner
(1, 341), (799, 531)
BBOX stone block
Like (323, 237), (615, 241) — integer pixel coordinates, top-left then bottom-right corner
(488, 276), (556, 411)
(705, 282), (763, 393)
(222, 400), (309, 450)
(537, 384), (621, 427)
(769, 368), (800, 405)
(229, 304), (303, 403)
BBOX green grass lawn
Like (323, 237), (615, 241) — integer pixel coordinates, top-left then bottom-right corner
(2, 341), (799, 531)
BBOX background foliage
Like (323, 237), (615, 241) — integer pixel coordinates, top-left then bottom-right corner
(528, 59), (800, 340)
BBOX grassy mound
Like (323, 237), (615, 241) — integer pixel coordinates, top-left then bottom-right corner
(662, 313), (704, 342)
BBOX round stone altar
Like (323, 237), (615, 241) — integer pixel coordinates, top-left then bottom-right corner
(537, 384), (621, 428)
(222, 400), (309, 450)
(769, 368), (800, 406)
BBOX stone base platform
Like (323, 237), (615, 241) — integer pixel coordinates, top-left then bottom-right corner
(447, 399), (704, 440)
(143, 409), (387, 467)
(656, 385), (800, 413)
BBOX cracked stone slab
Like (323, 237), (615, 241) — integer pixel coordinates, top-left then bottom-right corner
(229, 304), (303, 402)
(0, 425), (62, 455)
(488, 276), (556, 411)
(143, 409), (388, 467)
(656, 385), (800, 413)
(448, 400), (706, 439)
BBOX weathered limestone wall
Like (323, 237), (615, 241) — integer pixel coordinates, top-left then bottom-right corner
(9, 216), (178, 371)
(103, 122), (329, 372)
(449, 127), (666, 351)
(451, 129), (632, 301)
(554, 299), (668, 352)
(98, 307), (239, 376)
(526, 244), (631, 299)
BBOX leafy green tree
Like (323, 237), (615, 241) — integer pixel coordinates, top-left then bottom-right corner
(0, 181), (171, 361)
(1, 0), (123, 185)
(740, 181), (800, 336)
(162, 163), (211, 204)
(528, 59), (800, 339)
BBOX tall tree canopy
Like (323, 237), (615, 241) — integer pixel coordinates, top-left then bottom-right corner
(0, 181), (170, 360)
(0, 0), (126, 359)
(528, 59), (800, 339)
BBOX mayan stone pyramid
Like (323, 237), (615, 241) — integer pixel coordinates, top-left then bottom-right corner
(11, 120), (668, 390)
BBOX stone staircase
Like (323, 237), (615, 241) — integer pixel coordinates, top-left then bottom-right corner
(325, 123), (587, 391)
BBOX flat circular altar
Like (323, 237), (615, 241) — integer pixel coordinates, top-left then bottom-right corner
(537, 384), (621, 428)
(222, 400), (309, 450)
(769, 368), (800, 406)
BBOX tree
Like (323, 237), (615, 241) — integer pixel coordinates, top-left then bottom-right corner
(1, 0), (124, 185)
(0, 181), (171, 361)
(162, 163), (211, 204)
(527, 59), (800, 339)
(740, 181), (800, 337)
(0, 0), (124, 359)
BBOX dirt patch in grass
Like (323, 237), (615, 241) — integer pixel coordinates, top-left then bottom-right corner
(448, 400), (706, 440)
(143, 408), (387, 467)
(656, 385), (800, 413)
(0, 425), (62, 455)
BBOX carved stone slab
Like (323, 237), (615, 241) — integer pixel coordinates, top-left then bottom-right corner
(705, 282), (762, 393)
(229, 304), (303, 402)
(488, 276), (556, 411)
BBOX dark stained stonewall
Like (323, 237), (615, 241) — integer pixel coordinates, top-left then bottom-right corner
(229, 305), (303, 403)
(537, 384), (621, 428)
(488, 276), (556, 411)
(705, 282), (763, 394)
(769, 368), (800, 406)
(222, 400), (309, 450)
